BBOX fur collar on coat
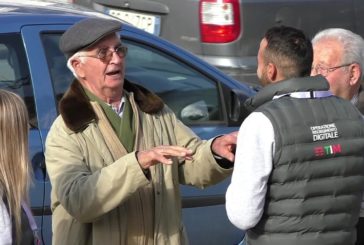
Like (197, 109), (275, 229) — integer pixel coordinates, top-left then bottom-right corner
(59, 79), (164, 132)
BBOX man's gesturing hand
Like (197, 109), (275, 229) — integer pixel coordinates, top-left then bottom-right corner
(211, 131), (238, 162)
(137, 146), (193, 169)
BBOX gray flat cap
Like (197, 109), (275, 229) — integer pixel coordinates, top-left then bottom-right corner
(60, 18), (122, 57)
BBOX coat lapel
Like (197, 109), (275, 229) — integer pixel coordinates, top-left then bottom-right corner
(59, 79), (164, 132)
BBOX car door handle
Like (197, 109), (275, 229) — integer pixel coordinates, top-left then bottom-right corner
(31, 152), (48, 181)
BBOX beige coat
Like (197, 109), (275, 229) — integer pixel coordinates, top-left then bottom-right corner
(45, 80), (232, 245)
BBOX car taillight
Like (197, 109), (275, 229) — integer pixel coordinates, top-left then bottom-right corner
(199, 0), (241, 43)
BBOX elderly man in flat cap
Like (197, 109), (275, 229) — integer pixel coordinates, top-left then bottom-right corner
(45, 17), (237, 245)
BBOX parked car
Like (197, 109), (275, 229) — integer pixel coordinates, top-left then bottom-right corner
(67, 0), (364, 85)
(0, 0), (255, 244)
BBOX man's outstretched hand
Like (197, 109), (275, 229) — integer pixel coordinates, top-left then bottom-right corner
(211, 131), (238, 162)
(137, 145), (193, 169)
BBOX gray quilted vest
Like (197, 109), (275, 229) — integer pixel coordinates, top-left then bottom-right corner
(244, 76), (364, 245)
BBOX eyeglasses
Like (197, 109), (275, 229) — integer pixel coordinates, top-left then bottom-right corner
(311, 63), (352, 77)
(78, 45), (128, 62)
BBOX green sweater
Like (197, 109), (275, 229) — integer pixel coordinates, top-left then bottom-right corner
(84, 88), (135, 152)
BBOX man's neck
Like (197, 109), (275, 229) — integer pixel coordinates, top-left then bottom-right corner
(80, 80), (123, 105)
(89, 88), (123, 105)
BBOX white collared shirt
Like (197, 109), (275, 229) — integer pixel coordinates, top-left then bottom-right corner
(107, 96), (125, 117)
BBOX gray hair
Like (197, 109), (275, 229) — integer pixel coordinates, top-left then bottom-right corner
(312, 28), (364, 79)
(66, 52), (87, 78)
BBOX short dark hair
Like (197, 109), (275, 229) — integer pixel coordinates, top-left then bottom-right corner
(264, 26), (313, 79)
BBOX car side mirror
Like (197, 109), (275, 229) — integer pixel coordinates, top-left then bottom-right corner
(228, 89), (252, 126)
(180, 100), (209, 122)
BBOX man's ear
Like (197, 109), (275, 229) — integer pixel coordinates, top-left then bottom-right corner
(71, 58), (86, 79)
(267, 63), (277, 82)
(349, 63), (361, 86)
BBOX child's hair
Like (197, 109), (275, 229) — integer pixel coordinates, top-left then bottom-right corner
(0, 89), (30, 243)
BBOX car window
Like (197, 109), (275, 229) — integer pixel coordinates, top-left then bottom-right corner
(0, 34), (37, 127)
(123, 40), (223, 124)
(41, 34), (74, 103)
(41, 33), (223, 124)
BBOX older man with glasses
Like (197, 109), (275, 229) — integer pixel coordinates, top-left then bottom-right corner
(45, 17), (237, 245)
(311, 28), (364, 113)
(312, 28), (364, 245)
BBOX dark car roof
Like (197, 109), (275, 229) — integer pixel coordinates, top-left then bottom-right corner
(0, 0), (123, 30)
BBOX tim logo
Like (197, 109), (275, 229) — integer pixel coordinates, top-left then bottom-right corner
(314, 144), (342, 157)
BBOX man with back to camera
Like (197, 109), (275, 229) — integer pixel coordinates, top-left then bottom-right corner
(311, 27), (364, 245)
(45, 17), (237, 245)
(225, 25), (364, 245)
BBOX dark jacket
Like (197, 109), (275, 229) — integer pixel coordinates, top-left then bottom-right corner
(245, 76), (364, 245)
(2, 196), (36, 245)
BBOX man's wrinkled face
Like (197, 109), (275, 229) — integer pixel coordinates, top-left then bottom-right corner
(311, 39), (351, 98)
(75, 33), (126, 100)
